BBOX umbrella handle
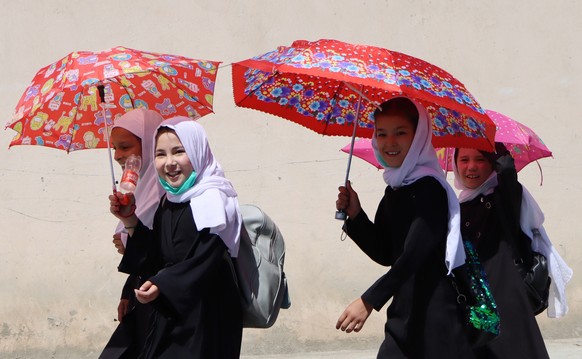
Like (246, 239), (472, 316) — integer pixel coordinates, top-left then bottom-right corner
(335, 87), (363, 222)
(334, 145), (353, 221)
(335, 209), (347, 220)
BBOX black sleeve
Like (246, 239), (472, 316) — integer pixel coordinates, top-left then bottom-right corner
(120, 274), (139, 300)
(360, 181), (449, 311)
(148, 231), (229, 317)
(117, 219), (159, 277)
(344, 209), (393, 266)
(496, 153), (522, 217)
(495, 153), (533, 262)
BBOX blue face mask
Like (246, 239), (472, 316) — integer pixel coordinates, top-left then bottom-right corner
(158, 171), (198, 195)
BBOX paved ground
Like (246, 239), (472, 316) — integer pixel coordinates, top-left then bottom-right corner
(241, 338), (582, 358)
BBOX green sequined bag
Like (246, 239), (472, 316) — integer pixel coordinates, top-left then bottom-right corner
(450, 240), (500, 348)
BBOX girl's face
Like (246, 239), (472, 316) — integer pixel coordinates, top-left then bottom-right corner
(374, 114), (416, 168)
(456, 148), (494, 189)
(155, 130), (194, 188)
(110, 127), (142, 169)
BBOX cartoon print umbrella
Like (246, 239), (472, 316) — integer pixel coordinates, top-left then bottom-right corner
(232, 39), (495, 218)
(342, 109), (552, 176)
(7, 46), (219, 152)
(5, 46), (220, 189)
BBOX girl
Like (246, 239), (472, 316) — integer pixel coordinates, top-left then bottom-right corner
(453, 146), (572, 358)
(109, 117), (243, 358)
(335, 97), (472, 358)
(100, 108), (165, 359)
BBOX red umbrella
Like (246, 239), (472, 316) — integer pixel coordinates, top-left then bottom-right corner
(233, 39), (495, 149)
(5, 46), (220, 189)
(233, 39), (495, 218)
(6, 46), (220, 152)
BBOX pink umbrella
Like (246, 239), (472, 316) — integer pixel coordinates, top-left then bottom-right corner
(341, 109), (553, 174)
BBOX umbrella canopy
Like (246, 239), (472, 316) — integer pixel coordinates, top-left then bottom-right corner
(6, 46), (220, 152)
(233, 38), (496, 151)
(342, 109), (553, 172)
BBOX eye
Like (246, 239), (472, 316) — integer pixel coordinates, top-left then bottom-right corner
(173, 146), (186, 155)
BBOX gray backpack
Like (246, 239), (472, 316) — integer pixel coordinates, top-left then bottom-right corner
(234, 204), (290, 328)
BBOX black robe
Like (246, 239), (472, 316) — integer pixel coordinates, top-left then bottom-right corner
(461, 155), (549, 359)
(345, 177), (474, 359)
(100, 199), (242, 359)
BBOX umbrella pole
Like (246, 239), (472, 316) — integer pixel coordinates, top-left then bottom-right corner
(444, 148), (450, 179)
(97, 84), (117, 192)
(335, 91), (363, 221)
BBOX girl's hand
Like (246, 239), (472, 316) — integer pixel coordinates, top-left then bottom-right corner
(135, 280), (160, 304)
(112, 233), (125, 255)
(109, 192), (138, 231)
(336, 297), (373, 333)
(117, 299), (130, 322)
(336, 181), (362, 218)
(109, 191), (135, 218)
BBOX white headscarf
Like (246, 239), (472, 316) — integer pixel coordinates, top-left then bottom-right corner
(155, 117), (242, 257)
(453, 152), (573, 318)
(371, 97), (465, 273)
(113, 108), (165, 243)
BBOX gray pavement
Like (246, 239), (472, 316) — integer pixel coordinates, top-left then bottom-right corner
(241, 338), (582, 358)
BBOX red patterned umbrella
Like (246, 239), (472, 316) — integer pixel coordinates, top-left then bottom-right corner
(233, 39), (495, 219)
(233, 39), (495, 218)
(6, 46), (220, 152)
(233, 39), (495, 150)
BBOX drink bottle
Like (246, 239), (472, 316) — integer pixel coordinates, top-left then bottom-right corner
(118, 154), (141, 205)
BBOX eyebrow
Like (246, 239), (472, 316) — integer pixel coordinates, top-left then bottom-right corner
(376, 125), (411, 131)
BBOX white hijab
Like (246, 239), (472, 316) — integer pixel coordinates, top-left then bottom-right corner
(155, 117), (242, 257)
(453, 153), (573, 318)
(371, 97), (465, 273)
(113, 109), (165, 242)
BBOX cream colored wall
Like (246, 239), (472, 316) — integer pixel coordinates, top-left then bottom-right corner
(1, 0), (580, 355)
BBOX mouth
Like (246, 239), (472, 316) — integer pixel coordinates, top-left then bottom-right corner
(466, 174), (479, 179)
(384, 151), (400, 157)
(166, 170), (182, 181)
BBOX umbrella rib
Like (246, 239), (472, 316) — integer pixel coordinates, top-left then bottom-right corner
(342, 82), (379, 110)
(107, 78), (136, 108)
(234, 70), (280, 106)
(323, 81), (354, 136)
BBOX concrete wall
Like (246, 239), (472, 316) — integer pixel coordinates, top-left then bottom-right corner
(1, 0), (580, 356)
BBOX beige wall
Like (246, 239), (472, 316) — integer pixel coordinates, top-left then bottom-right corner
(1, 0), (581, 356)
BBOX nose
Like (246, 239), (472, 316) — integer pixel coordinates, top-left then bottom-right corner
(113, 149), (122, 163)
(385, 135), (397, 147)
(165, 155), (177, 167)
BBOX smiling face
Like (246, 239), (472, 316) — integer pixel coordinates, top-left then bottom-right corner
(455, 148), (495, 189)
(374, 113), (416, 167)
(154, 129), (194, 188)
(110, 127), (142, 169)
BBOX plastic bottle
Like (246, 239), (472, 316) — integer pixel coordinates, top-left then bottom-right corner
(118, 154), (141, 205)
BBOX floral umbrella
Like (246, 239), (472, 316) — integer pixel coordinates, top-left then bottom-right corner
(233, 39), (495, 219)
(232, 39), (496, 150)
(6, 46), (220, 152)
